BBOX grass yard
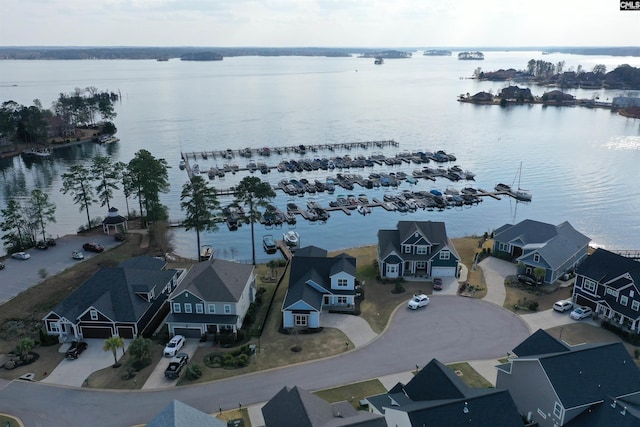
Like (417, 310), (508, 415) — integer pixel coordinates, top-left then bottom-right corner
(313, 379), (387, 409)
(503, 280), (573, 313)
(216, 408), (251, 426)
(446, 362), (494, 388)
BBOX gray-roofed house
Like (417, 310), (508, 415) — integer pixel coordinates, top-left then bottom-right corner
(365, 359), (524, 427)
(147, 400), (226, 427)
(511, 329), (570, 357)
(43, 256), (179, 340)
(573, 248), (640, 333)
(377, 221), (460, 279)
(262, 386), (387, 427)
(165, 258), (255, 339)
(282, 246), (358, 329)
(496, 333), (640, 427)
(492, 219), (590, 284)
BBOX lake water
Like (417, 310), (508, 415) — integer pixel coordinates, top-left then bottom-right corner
(1, 51), (639, 261)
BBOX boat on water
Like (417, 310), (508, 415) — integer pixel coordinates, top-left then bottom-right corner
(22, 146), (52, 157)
(199, 245), (214, 261)
(283, 230), (300, 247)
(263, 235), (277, 254)
(514, 162), (532, 201)
(374, 57), (384, 65)
(495, 183), (511, 192)
(192, 163), (200, 176)
(357, 204), (372, 215)
(179, 159), (186, 170)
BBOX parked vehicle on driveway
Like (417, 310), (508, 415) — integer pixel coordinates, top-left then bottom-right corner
(65, 341), (88, 359)
(36, 240), (49, 250)
(570, 306), (593, 320)
(83, 242), (104, 253)
(72, 251), (84, 260)
(11, 252), (31, 260)
(432, 277), (443, 291)
(408, 294), (430, 310)
(163, 335), (186, 357)
(553, 300), (573, 312)
(517, 274), (540, 286)
(164, 353), (189, 379)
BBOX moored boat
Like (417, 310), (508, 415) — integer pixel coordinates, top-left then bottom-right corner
(263, 235), (277, 253)
(283, 230), (300, 247)
(199, 245), (214, 261)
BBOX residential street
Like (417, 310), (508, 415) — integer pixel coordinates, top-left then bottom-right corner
(0, 295), (529, 427)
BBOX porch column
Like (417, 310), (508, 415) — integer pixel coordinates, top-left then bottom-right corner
(632, 319), (638, 332)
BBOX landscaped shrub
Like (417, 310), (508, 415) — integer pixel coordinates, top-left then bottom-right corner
(236, 354), (249, 367)
(186, 364), (202, 380)
(121, 367), (136, 380)
(527, 301), (539, 311)
(132, 357), (152, 371)
(39, 329), (60, 346)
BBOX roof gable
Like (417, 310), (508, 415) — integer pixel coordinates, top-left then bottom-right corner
(173, 259), (254, 303)
(512, 329), (570, 357)
(578, 249), (640, 285)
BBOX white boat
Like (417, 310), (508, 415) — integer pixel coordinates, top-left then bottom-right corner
(514, 162), (532, 201)
(357, 205), (371, 215)
(22, 146), (52, 157)
(192, 163), (200, 176)
(283, 231), (300, 247)
(179, 159), (186, 170)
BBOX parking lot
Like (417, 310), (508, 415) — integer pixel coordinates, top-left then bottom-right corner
(0, 234), (121, 305)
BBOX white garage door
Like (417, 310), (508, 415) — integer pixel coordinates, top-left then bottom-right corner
(431, 266), (457, 277)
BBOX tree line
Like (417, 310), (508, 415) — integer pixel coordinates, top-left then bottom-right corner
(0, 87), (118, 146)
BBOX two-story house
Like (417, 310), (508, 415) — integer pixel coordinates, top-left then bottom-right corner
(43, 256), (179, 340)
(492, 219), (590, 284)
(496, 331), (640, 427)
(377, 221), (460, 279)
(573, 248), (640, 332)
(366, 359), (524, 427)
(282, 246), (357, 329)
(165, 258), (255, 339)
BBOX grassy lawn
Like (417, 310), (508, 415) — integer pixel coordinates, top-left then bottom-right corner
(453, 236), (487, 299)
(503, 279), (573, 313)
(216, 408), (251, 426)
(446, 362), (493, 388)
(313, 379), (387, 409)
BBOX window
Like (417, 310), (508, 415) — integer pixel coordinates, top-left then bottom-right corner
(337, 278), (348, 287)
(553, 402), (562, 418)
(387, 264), (398, 274)
(337, 296), (348, 304)
(416, 261), (426, 269)
(294, 314), (307, 326)
(207, 304), (215, 314)
(632, 300), (640, 311)
(90, 310), (98, 320)
(224, 304), (231, 314)
(607, 288), (619, 297)
(583, 278), (596, 293)
(49, 323), (59, 333)
(631, 290), (635, 298)
(499, 242), (509, 252)
(172, 302), (181, 313)
(439, 251), (450, 260)
(195, 304), (204, 314)
(620, 295), (629, 306)
(534, 254), (540, 262)
(416, 246), (428, 255)
(402, 245), (411, 254)
(184, 303), (192, 313)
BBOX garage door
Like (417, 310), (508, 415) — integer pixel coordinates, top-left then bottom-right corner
(81, 326), (113, 338)
(117, 327), (134, 339)
(431, 266), (457, 277)
(173, 328), (202, 338)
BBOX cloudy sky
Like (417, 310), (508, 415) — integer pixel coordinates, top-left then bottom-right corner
(0, 0), (637, 47)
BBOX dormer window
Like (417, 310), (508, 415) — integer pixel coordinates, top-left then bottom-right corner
(337, 278), (348, 287)
(439, 250), (450, 260)
(90, 309), (98, 320)
(533, 254), (540, 262)
(403, 244), (411, 254)
(416, 246), (428, 255)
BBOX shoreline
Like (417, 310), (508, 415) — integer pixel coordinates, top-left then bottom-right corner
(0, 133), (119, 160)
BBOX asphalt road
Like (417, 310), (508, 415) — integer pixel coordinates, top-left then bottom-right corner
(0, 234), (121, 305)
(0, 295), (529, 427)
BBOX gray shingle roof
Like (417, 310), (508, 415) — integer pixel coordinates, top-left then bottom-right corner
(512, 329), (570, 357)
(146, 400), (226, 427)
(173, 258), (254, 303)
(577, 248), (640, 285)
(378, 221), (459, 263)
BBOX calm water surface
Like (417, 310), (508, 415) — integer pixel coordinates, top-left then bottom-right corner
(1, 51), (639, 260)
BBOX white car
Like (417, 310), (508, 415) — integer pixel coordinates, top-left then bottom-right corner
(408, 294), (430, 310)
(11, 252), (31, 260)
(553, 300), (573, 313)
(570, 306), (593, 320)
(163, 335), (185, 357)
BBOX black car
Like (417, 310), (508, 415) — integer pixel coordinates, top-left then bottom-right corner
(65, 341), (88, 359)
(517, 274), (540, 286)
(46, 238), (56, 247)
(0, 262), (5, 270)
(83, 242), (104, 253)
(35, 240), (49, 250)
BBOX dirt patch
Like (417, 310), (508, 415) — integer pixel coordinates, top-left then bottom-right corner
(0, 345), (65, 382)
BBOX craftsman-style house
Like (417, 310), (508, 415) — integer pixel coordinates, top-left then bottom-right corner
(282, 246), (358, 329)
(573, 248), (640, 332)
(377, 221), (460, 279)
(165, 258), (256, 339)
(492, 219), (590, 284)
(43, 256), (179, 340)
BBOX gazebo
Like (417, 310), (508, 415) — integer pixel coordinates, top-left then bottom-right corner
(102, 207), (128, 235)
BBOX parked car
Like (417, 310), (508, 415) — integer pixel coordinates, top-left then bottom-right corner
(65, 341), (88, 359)
(0, 262), (5, 270)
(163, 335), (186, 357)
(46, 238), (56, 247)
(72, 250), (85, 260)
(553, 300), (573, 313)
(164, 353), (189, 379)
(408, 294), (430, 310)
(83, 242), (104, 253)
(432, 277), (443, 291)
(517, 274), (540, 286)
(11, 252), (31, 260)
(35, 240), (49, 250)
(570, 306), (593, 320)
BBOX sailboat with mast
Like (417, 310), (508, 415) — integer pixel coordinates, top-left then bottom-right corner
(514, 162), (532, 201)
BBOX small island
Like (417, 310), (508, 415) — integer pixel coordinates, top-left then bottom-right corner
(458, 51), (484, 60)
(423, 50), (452, 56)
(359, 50), (411, 59)
(180, 52), (223, 61)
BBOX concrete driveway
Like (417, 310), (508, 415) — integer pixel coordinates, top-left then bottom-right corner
(321, 312), (377, 348)
(0, 234), (121, 305)
(478, 256), (515, 306)
(41, 338), (130, 387)
(142, 339), (201, 389)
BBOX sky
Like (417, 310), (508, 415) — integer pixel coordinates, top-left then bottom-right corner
(0, 0), (638, 47)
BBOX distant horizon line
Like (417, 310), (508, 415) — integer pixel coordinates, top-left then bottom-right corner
(1, 45), (638, 50)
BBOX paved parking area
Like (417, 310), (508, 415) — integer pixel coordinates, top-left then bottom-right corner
(0, 234), (121, 305)
(41, 339), (130, 387)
